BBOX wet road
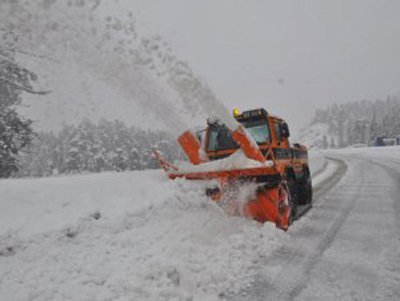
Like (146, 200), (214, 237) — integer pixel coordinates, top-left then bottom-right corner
(233, 150), (400, 300)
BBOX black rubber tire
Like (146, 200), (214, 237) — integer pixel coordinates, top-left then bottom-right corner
(298, 168), (313, 205)
(286, 178), (298, 225)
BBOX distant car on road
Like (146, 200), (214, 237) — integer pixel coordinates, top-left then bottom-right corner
(374, 137), (399, 147)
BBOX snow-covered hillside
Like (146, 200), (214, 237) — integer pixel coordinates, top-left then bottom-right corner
(0, 1), (234, 135)
(298, 123), (333, 150)
(0, 154), (326, 301)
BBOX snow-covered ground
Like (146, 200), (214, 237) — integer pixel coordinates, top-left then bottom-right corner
(0, 167), (295, 300)
(2, 148), (398, 300)
(0, 153), (327, 301)
(308, 150), (326, 177)
(235, 145), (400, 300)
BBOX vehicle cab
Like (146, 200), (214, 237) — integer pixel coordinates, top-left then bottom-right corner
(202, 108), (292, 161)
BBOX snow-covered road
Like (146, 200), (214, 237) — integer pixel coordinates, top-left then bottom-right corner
(1, 147), (399, 300)
(235, 147), (400, 300)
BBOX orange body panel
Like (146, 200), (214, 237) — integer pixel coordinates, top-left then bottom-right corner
(203, 177), (290, 231)
(166, 165), (289, 230)
(244, 185), (289, 230)
(168, 166), (277, 180)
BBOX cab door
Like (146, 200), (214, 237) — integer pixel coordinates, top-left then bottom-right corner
(272, 120), (291, 160)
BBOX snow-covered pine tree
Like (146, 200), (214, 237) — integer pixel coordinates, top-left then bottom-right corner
(301, 97), (400, 149)
(0, 33), (48, 178)
(17, 119), (183, 177)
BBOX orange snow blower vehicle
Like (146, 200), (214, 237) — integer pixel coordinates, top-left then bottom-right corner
(154, 108), (312, 230)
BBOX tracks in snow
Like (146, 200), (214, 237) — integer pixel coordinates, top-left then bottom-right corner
(231, 156), (350, 301)
(232, 153), (400, 300)
(295, 157), (348, 221)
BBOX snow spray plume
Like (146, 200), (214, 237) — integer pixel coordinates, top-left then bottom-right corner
(0, 0), (235, 135)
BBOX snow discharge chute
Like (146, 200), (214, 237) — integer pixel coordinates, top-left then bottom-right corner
(177, 130), (208, 165)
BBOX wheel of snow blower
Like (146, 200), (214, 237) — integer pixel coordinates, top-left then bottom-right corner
(298, 167), (313, 205)
(286, 178), (298, 225)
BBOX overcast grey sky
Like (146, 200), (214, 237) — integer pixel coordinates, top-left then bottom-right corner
(126, 0), (400, 129)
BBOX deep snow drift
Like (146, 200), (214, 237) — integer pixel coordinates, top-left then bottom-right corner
(0, 152), (326, 300)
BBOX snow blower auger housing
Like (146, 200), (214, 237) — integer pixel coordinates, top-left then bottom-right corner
(154, 108), (312, 230)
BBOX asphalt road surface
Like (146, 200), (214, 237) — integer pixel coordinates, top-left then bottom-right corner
(233, 150), (400, 300)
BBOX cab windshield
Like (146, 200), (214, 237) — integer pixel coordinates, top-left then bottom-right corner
(207, 119), (270, 152)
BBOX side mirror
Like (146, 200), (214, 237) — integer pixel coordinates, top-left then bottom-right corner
(281, 122), (290, 138)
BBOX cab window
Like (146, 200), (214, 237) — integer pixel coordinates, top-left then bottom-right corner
(207, 119), (271, 152)
(207, 124), (238, 152)
(241, 119), (271, 144)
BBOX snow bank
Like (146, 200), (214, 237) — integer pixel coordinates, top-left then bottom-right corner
(0, 152), (334, 300)
(0, 170), (170, 237)
(0, 170), (286, 301)
(311, 158), (340, 188)
(308, 151), (327, 177)
(328, 145), (400, 159)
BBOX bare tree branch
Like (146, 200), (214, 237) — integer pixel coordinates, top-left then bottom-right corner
(0, 77), (51, 95)
(16, 49), (61, 64)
